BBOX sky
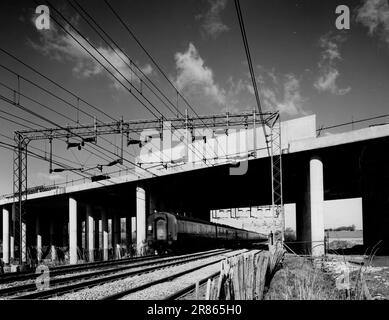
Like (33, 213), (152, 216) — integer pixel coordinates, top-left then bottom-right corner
(0, 0), (388, 228)
(284, 198), (363, 231)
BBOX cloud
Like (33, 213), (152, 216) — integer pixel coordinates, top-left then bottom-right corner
(173, 43), (226, 105)
(356, 0), (389, 46)
(29, 22), (152, 89)
(196, 0), (229, 38)
(247, 68), (308, 116)
(314, 33), (351, 96)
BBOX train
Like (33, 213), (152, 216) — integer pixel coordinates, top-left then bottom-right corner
(146, 211), (268, 254)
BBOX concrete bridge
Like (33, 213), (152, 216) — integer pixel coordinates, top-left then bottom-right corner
(1, 114), (389, 265)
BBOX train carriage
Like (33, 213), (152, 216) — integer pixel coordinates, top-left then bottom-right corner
(147, 211), (267, 254)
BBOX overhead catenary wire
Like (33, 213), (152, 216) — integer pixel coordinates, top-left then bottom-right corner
(0, 52), (177, 175)
(318, 114), (389, 132)
(0, 53), (162, 177)
(0, 77), (139, 164)
(102, 0), (229, 160)
(0, 130), (141, 191)
(0, 3), (233, 179)
(68, 0), (219, 167)
(103, 0), (217, 123)
(0, 60), (160, 174)
(0, 131), (85, 168)
(0, 47), (116, 123)
(234, 0), (270, 157)
(70, 0), (181, 118)
(43, 0), (214, 167)
(0, 109), (134, 183)
(0, 139), (99, 182)
(0, 93), (153, 179)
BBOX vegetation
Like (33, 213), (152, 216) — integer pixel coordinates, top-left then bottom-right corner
(265, 256), (342, 300)
(264, 254), (378, 300)
(325, 225), (356, 232)
(284, 228), (296, 242)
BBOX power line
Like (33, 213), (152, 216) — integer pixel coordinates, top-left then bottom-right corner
(71, 0), (182, 118)
(103, 0), (229, 161)
(68, 1), (216, 171)
(318, 114), (389, 132)
(103, 0), (206, 120)
(0, 57), (162, 177)
(0, 131), (86, 167)
(234, 0), (270, 157)
(0, 51), (177, 175)
(0, 93), (153, 179)
(0, 77), (138, 167)
(45, 0), (161, 119)
(0, 139), (97, 182)
(0, 61), (154, 172)
(1, 47), (181, 172)
(0, 50), (115, 123)
(0, 113), (125, 182)
(44, 0), (213, 168)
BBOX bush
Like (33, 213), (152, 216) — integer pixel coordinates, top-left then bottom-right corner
(284, 228), (296, 242)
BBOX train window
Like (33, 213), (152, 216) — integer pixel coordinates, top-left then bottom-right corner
(156, 219), (167, 240)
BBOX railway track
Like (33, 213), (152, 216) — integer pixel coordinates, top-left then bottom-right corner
(164, 271), (221, 300)
(0, 253), (170, 284)
(0, 249), (229, 299)
(102, 249), (246, 300)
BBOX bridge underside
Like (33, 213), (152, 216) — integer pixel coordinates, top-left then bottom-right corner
(2, 136), (389, 264)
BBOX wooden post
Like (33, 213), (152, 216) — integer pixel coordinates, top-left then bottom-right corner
(205, 279), (212, 300)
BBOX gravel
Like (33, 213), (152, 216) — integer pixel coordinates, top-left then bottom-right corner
(120, 250), (247, 300)
(0, 250), (224, 297)
(48, 249), (247, 300)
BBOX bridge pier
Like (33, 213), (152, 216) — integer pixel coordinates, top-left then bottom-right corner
(50, 219), (57, 262)
(69, 197), (78, 265)
(296, 156), (325, 256)
(2, 207), (10, 264)
(136, 186), (146, 255)
(86, 205), (94, 262)
(94, 217), (100, 260)
(112, 214), (121, 259)
(310, 157), (325, 256)
(101, 208), (109, 261)
(126, 216), (132, 255)
(36, 216), (42, 262)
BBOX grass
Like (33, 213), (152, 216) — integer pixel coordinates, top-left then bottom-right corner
(264, 250), (389, 300)
(264, 255), (343, 300)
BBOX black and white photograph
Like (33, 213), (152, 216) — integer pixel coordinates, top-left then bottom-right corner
(0, 0), (389, 308)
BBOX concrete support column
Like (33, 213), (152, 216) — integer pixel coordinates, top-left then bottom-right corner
(310, 157), (325, 257)
(2, 207), (10, 264)
(94, 218), (99, 259)
(296, 156), (325, 256)
(36, 216), (42, 262)
(86, 205), (94, 262)
(101, 208), (108, 261)
(126, 216), (132, 254)
(112, 214), (121, 259)
(136, 186), (146, 255)
(50, 220), (56, 261)
(10, 206), (14, 260)
(69, 197), (78, 264)
(10, 236), (14, 261)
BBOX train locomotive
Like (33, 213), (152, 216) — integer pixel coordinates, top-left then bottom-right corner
(146, 211), (268, 254)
